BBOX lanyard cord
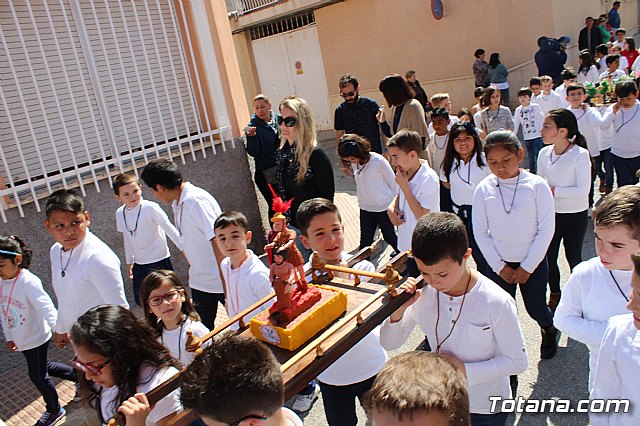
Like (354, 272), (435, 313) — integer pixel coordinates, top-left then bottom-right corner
(1, 270), (21, 320)
(435, 269), (472, 353)
(60, 247), (75, 278)
(175, 203), (185, 236)
(496, 172), (521, 214)
(455, 159), (472, 185)
(434, 134), (448, 150)
(227, 253), (250, 316)
(161, 320), (185, 362)
(609, 271), (630, 302)
(615, 104), (639, 133)
(123, 204), (142, 236)
(549, 143), (573, 165)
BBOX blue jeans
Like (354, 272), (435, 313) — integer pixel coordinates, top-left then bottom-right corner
(470, 411), (509, 426)
(524, 137), (543, 174)
(612, 153), (640, 187)
(595, 148), (614, 189)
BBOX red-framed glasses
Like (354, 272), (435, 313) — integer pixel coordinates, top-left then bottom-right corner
(71, 355), (111, 375)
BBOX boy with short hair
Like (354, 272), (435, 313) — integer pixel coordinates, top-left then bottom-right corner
(612, 28), (626, 49)
(556, 186), (640, 389)
(595, 44), (609, 70)
(601, 81), (640, 186)
(386, 130), (440, 275)
(529, 76), (542, 97)
(140, 158), (224, 330)
(554, 68), (577, 107)
(45, 189), (128, 349)
(532, 75), (565, 114)
(380, 212), (528, 424)
(296, 198), (388, 426)
(513, 87), (544, 174)
(363, 351), (470, 426)
(214, 211), (272, 330)
(589, 249), (640, 426)
(429, 93), (460, 133)
(428, 107), (454, 213)
(180, 335), (303, 426)
(600, 54), (627, 80)
(113, 173), (183, 306)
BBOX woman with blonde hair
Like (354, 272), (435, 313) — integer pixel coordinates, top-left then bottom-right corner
(275, 96), (334, 229)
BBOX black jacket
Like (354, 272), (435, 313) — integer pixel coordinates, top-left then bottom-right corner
(578, 26), (603, 55)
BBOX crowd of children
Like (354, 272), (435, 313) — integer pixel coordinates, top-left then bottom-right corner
(3, 27), (640, 426)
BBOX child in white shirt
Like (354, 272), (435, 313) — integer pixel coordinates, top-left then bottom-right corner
(0, 236), (76, 426)
(589, 249), (640, 426)
(338, 134), (399, 254)
(114, 173), (183, 306)
(386, 130), (440, 277)
(513, 87), (545, 173)
(214, 211), (272, 330)
(553, 69), (576, 108)
(45, 189), (128, 350)
(532, 76), (565, 115)
(428, 93), (460, 133)
(556, 186), (640, 389)
(599, 54), (627, 80)
(380, 212), (527, 424)
(428, 107), (454, 212)
(473, 131), (559, 359)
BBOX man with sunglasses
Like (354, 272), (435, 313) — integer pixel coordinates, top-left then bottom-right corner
(334, 74), (383, 154)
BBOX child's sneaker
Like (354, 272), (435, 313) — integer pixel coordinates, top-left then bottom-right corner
(35, 407), (66, 426)
(289, 383), (320, 413)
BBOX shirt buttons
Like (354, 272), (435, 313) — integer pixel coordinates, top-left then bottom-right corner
(449, 297), (454, 301)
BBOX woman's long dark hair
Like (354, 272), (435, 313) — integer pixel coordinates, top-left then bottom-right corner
(70, 305), (180, 412)
(442, 123), (486, 181)
(545, 109), (588, 150)
(489, 53), (501, 68)
(579, 50), (596, 73)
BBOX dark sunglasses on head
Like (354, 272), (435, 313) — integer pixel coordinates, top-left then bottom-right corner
(340, 91), (356, 98)
(339, 140), (359, 157)
(230, 414), (268, 426)
(71, 355), (111, 376)
(455, 121), (477, 135)
(277, 116), (297, 127)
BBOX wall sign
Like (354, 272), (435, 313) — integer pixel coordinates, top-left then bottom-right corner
(431, 0), (444, 20)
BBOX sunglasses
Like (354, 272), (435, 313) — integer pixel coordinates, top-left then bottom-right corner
(230, 415), (268, 426)
(340, 91), (356, 98)
(71, 355), (111, 376)
(147, 289), (182, 307)
(339, 140), (360, 157)
(277, 116), (297, 127)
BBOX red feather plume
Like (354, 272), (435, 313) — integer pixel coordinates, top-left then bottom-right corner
(269, 184), (293, 214)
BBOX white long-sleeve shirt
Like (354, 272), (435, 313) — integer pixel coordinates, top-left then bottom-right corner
(160, 318), (209, 366)
(440, 153), (491, 208)
(472, 171), (555, 274)
(597, 105), (614, 150)
(601, 101), (640, 158)
(555, 257), (632, 388)
(50, 231), (129, 334)
(569, 106), (605, 157)
(1, 269), (57, 351)
(513, 103), (544, 140)
(380, 274), (528, 414)
(577, 65), (600, 84)
(220, 250), (272, 330)
(532, 91), (565, 115)
(590, 314), (640, 426)
(537, 144), (592, 213)
(116, 199), (183, 265)
(351, 152), (398, 212)
(428, 132), (450, 177)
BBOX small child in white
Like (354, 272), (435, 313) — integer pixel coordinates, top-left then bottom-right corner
(589, 250), (640, 426)
(214, 211), (272, 330)
(532, 76), (565, 115)
(513, 87), (544, 174)
(113, 173), (183, 306)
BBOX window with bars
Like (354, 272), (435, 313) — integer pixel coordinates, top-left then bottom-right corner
(248, 11), (315, 41)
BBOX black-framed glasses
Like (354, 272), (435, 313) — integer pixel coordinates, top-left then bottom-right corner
(277, 116), (297, 127)
(147, 289), (182, 306)
(340, 91), (356, 98)
(229, 414), (268, 426)
(71, 355), (111, 376)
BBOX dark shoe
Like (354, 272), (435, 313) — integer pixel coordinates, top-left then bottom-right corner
(548, 292), (561, 313)
(540, 325), (560, 359)
(510, 375), (519, 397)
(35, 408), (66, 426)
(599, 180), (605, 193)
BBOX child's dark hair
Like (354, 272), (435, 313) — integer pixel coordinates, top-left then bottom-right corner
(412, 213), (469, 265)
(180, 335), (284, 422)
(632, 251), (640, 277)
(474, 48), (485, 58)
(337, 134), (371, 164)
(140, 158), (183, 190)
(214, 210), (249, 232)
(386, 129), (423, 155)
(484, 130), (521, 156)
(615, 28), (626, 35)
(113, 173), (139, 196)
(566, 83), (586, 96)
(481, 86), (500, 106)
(560, 68), (577, 81)
(70, 305), (179, 411)
(473, 87), (485, 99)
(0, 236), (32, 269)
(596, 44), (609, 57)
(442, 123), (485, 182)
(615, 80), (639, 98)
(363, 351), (470, 425)
(593, 186), (640, 241)
(517, 87), (532, 98)
(296, 198), (342, 237)
(456, 108), (473, 123)
(579, 50), (596, 71)
(626, 38), (636, 51)
(545, 109), (588, 150)
(606, 54), (621, 67)
(431, 107), (449, 120)
(45, 189), (85, 218)
(139, 270), (201, 335)
(529, 76), (541, 86)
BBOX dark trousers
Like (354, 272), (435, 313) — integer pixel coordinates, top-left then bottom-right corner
(440, 181), (453, 213)
(588, 157), (597, 208)
(132, 257), (174, 306)
(254, 168), (275, 218)
(612, 153), (640, 187)
(456, 205), (488, 274)
(499, 88), (510, 107)
(359, 209), (398, 253)
(319, 375), (377, 426)
(23, 339), (77, 413)
(547, 211), (588, 294)
(485, 259), (553, 329)
(595, 148), (614, 190)
(191, 289), (225, 330)
(524, 137), (543, 174)
(470, 412), (509, 426)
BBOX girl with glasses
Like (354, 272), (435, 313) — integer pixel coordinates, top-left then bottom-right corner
(70, 305), (182, 426)
(139, 270), (209, 366)
(338, 134), (399, 255)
